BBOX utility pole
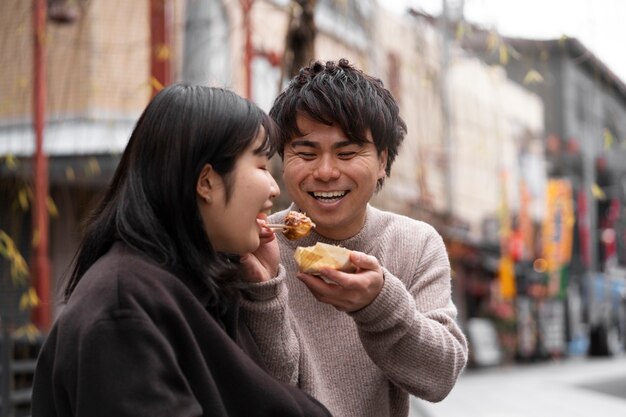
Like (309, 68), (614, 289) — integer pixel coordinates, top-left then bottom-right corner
(32, 0), (51, 331)
(240, 0), (255, 99)
(439, 0), (453, 220)
(150, 0), (172, 97)
(439, 0), (464, 221)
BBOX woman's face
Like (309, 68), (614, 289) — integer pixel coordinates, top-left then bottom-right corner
(198, 129), (279, 254)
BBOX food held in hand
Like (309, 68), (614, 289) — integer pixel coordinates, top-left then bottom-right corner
(294, 242), (356, 275)
(283, 211), (316, 240)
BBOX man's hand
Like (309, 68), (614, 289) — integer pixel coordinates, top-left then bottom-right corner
(297, 251), (384, 312)
(239, 220), (280, 282)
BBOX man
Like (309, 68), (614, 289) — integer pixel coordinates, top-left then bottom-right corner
(240, 59), (468, 417)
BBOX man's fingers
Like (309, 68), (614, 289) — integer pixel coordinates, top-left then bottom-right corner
(349, 251), (380, 271)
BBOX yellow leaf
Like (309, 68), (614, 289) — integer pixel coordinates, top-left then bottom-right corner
(0, 230), (30, 283)
(455, 22), (466, 41)
(156, 44), (170, 61)
(48, 195), (58, 217)
(150, 76), (164, 93)
(487, 32), (499, 53)
(29, 287), (41, 307)
(18, 187), (30, 210)
(32, 227), (40, 248)
(19, 287), (40, 310)
(86, 157), (101, 176)
(523, 69), (544, 85)
(65, 166), (76, 181)
(591, 183), (606, 200)
(499, 44), (509, 65)
(4, 154), (18, 169)
(603, 128), (614, 150)
(13, 323), (41, 343)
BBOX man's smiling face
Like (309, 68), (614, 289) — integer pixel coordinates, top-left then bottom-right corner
(282, 114), (387, 241)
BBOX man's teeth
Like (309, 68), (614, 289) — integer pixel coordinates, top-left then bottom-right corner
(313, 191), (346, 200)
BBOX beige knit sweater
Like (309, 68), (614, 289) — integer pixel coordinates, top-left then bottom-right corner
(240, 204), (468, 417)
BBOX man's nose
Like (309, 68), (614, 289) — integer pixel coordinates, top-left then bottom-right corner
(312, 156), (340, 181)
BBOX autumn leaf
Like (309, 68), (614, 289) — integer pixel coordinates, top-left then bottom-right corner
(591, 183), (606, 200)
(0, 230), (30, 284)
(603, 128), (614, 150)
(523, 69), (544, 85)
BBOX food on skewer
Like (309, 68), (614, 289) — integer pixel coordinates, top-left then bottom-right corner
(263, 211), (315, 239)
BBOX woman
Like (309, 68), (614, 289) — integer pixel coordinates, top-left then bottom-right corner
(31, 84), (332, 417)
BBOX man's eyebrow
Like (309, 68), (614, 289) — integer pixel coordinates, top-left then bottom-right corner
(290, 139), (319, 148)
(290, 139), (361, 149)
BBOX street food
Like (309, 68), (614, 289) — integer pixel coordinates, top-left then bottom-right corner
(282, 211), (316, 240)
(294, 242), (355, 277)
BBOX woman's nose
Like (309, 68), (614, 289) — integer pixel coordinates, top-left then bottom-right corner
(312, 157), (340, 181)
(268, 173), (280, 199)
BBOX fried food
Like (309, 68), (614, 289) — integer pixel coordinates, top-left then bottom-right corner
(294, 242), (355, 275)
(283, 211), (316, 240)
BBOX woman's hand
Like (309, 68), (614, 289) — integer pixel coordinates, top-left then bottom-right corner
(239, 220), (280, 282)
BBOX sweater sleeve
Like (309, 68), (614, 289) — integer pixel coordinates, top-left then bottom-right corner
(72, 315), (203, 417)
(349, 227), (468, 402)
(238, 265), (303, 386)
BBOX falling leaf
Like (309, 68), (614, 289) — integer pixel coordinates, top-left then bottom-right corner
(18, 187), (30, 210)
(487, 32), (499, 53)
(48, 196), (58, 217)
(19, 287), (40, 310)
(523, 69), (544, 85)
(603, 128), (614, 150)
(32, 227), (40, 248)
(150, 76), (164, 92)
(499, 44), (509, 65)
(65, 166), (76, 181)
(591, 183), (606, 200)
(0, 230), (30, 284)
(156, 44), (170, 61)
(86, 157), (101, 176)
(4, 154), (18, 170)
(13, 323), (41, 343)
(455, 22), (466, 41)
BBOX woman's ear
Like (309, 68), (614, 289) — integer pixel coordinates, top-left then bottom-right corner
(197, 164), (214, 204)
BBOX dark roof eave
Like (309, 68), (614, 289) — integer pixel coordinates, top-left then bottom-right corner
(502, 36), (626, 101)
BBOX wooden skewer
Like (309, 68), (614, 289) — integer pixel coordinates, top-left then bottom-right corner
(264, 223), (294, 230)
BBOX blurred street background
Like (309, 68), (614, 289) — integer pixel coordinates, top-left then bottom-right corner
(1, 0), (626, 416)
(411, 355), (626, 417)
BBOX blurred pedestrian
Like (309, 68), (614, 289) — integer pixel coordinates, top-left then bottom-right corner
(31, 84), (332, 417)
(239, 59), (468, 417)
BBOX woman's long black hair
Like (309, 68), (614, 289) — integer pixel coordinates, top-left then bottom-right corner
(64, 84), (278, 311)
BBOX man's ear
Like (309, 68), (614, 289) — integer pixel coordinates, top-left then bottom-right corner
(197, 164), (214, 203)
(378, 149), (388, 178)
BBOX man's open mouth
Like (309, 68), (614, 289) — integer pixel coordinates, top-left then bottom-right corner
(310, 191), (348, 202)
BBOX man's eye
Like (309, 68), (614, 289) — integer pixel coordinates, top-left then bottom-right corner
(338, 152), (357, 159)
(297, 152), (317, 160)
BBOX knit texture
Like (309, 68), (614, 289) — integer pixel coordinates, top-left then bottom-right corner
(240, 204), (468, 417)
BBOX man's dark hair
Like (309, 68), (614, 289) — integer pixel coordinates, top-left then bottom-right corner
(270, 58), (407, 187)
(64, 84), (278, 310)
